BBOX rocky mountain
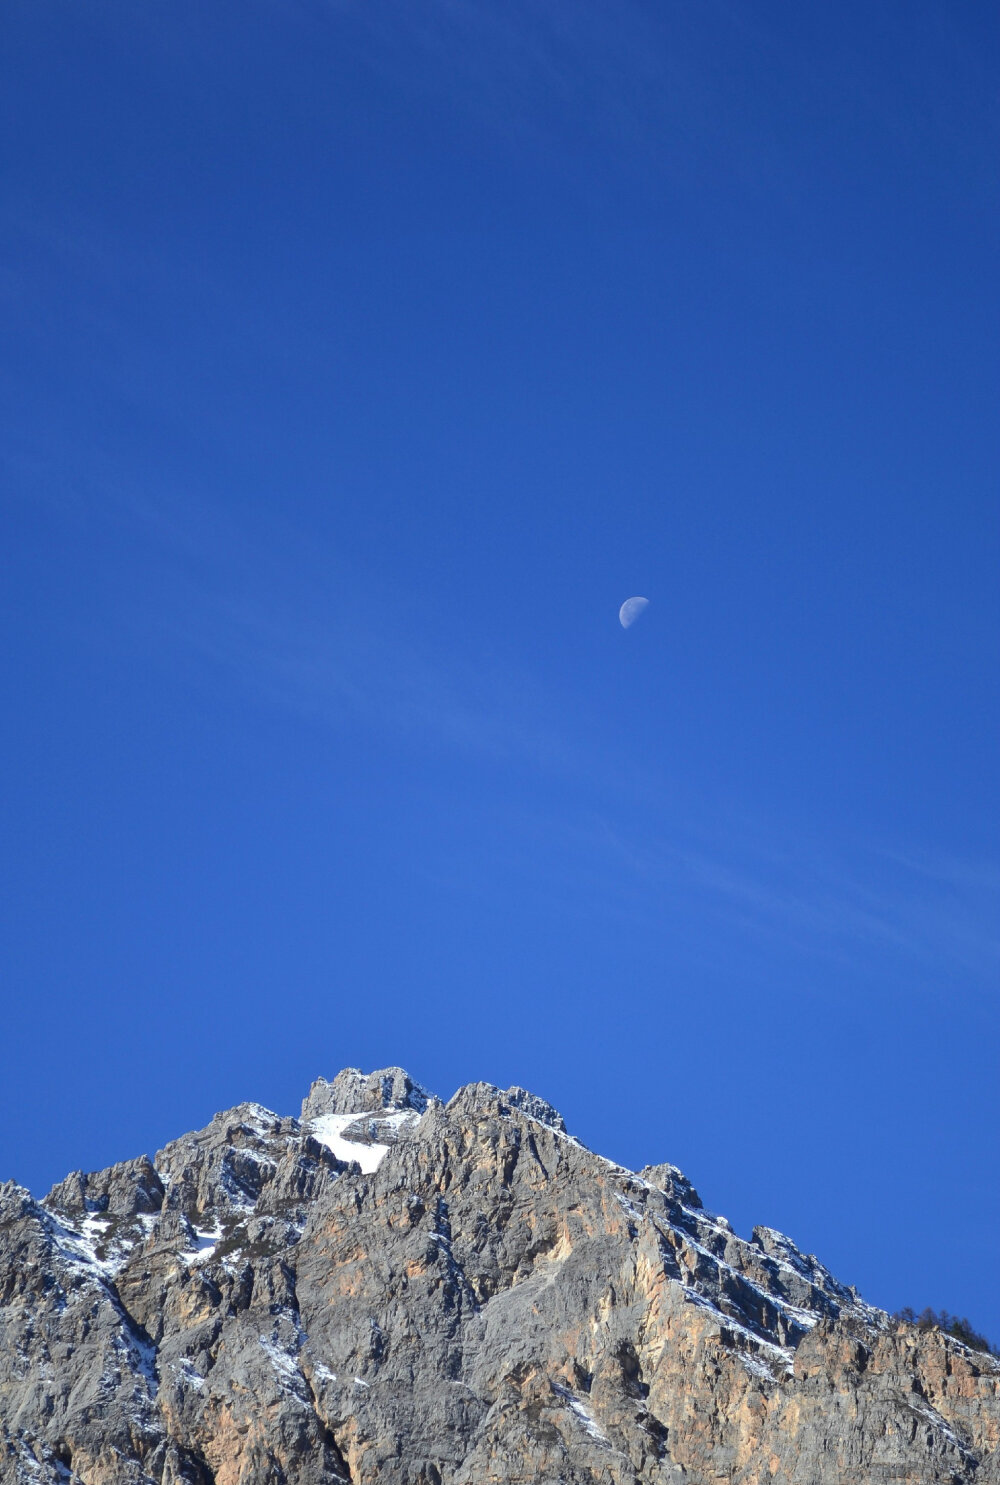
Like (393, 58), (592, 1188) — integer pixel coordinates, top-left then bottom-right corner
(2, 1066), (998, 1484)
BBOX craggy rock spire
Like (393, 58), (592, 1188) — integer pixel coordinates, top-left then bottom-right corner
(301, 1066), (437, 1120)
(1, 1069), (998, 1483)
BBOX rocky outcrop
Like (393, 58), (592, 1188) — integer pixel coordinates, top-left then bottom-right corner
(1, 1066), (997, 1483)
(301, 1069), (437, 1121)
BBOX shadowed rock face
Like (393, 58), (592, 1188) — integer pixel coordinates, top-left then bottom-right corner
(2, 1068), (998, 1484)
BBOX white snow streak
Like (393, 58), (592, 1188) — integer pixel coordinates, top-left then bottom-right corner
(307, 1109), (420, 1172)
(552, 1383), (611, 1447)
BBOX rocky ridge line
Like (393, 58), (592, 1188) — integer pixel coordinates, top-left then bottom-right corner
(1, 1066), (998, 1484)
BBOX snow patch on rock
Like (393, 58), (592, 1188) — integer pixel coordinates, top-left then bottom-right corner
(307, 1108), (421, 1172)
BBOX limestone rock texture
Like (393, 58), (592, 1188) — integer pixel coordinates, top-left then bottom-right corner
(1, 1066), (998, 1484)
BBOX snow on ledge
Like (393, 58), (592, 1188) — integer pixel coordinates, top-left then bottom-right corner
(307, 1109), (419, 1174)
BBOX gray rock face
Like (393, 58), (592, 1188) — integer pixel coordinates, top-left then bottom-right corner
(301, 1068), (438, 1122)
(2, 1067), (998, 1484)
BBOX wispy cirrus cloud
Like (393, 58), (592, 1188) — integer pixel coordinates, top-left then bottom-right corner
(20, 481), (1000, 994)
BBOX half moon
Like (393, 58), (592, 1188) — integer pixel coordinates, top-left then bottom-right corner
(619, 596), (649, 629)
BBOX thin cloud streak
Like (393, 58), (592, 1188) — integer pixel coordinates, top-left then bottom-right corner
(459, 805), (1000, 988)
(40, 487), (1000, 994)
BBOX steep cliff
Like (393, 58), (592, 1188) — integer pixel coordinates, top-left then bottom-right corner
(2, 1067), (997, 1483)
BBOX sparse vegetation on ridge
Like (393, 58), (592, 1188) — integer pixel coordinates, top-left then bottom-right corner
(894, 1307), (997, 1356)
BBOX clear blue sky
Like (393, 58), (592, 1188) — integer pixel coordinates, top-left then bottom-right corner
(2, 1), (998, 1337)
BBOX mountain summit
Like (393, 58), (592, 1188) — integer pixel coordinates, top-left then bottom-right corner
(2, 1067), (998, 1483)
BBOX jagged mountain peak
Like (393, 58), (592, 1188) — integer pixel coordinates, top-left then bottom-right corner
(302, 1064), (438, 1120)
(3, 1066), (998, 1485)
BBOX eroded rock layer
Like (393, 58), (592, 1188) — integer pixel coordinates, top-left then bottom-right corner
(1, 1066), (998, 1483)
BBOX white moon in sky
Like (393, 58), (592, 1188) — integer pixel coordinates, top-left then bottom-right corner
(619, 596), (649, 629)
